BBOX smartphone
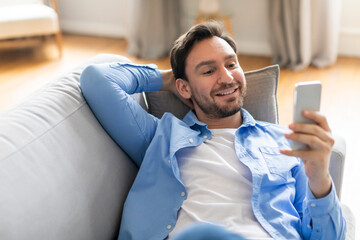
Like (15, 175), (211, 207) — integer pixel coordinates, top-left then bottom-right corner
(292, 81), (322, 150)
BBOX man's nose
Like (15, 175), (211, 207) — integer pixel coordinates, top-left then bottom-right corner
(218, 67), (234, 84)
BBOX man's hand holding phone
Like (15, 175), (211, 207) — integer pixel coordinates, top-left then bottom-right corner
(280, 81), (334, 199)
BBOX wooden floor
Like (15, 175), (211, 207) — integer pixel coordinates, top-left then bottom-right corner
(1, 34), (359, 233)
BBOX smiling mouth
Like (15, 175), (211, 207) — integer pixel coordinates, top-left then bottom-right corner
(215, 88), (238, 96)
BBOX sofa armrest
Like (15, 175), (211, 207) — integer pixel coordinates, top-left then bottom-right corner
(329, 134), (346, 199)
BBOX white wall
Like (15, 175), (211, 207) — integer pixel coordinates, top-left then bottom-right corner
(338, 0), (360, 57)
(58, 0), (360, 57)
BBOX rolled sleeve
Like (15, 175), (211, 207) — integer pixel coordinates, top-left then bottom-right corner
(80, 62), (161, 166)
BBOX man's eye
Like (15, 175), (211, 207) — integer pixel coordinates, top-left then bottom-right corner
(227, 63), (236, 68)
(203, 70), (213, 75)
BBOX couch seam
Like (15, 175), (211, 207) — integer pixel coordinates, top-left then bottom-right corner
(1, 101), (87, 161)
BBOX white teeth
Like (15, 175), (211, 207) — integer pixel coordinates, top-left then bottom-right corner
(218, 89), (236, 96)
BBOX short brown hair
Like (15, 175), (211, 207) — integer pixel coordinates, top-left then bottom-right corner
(170, 21), (237, 81)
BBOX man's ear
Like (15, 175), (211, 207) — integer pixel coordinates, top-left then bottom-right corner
(176, 78), (192, 99)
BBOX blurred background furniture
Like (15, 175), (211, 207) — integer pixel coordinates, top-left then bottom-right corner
(195, 0), (233, 36)
(0, 0), (62, 56)
(0, 54), (354, 239)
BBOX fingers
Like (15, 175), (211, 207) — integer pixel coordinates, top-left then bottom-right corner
(285, 132), (327, 150)
(282, 110), (334, 197)
(302, 110), (331, 132)
(282, 111), (334, 159)
(287, 122), (334, 147)
(288, 111), (334, 147)
(280, 148), (312, 160)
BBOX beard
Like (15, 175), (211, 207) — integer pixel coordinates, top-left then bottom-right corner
(191, 83), (247, 119)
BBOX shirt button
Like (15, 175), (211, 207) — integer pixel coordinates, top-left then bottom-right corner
(181, 192), (186, 197)
(168, 159), (171, 165)
(167, 225), (172, 230)
(203, 135), (208, 139)
(310, 203), (316, 207)
(189, 138), (194, 143)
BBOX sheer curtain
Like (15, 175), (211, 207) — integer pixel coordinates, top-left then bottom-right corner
(126, 0), (181, 59)
(269, 0), (342, 70)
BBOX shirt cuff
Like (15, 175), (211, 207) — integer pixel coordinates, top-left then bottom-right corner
(149, 67), (163, 91)
(306, 179), (338, 217)
(112, 62), (163, 92)
(140, 63), (163, 91)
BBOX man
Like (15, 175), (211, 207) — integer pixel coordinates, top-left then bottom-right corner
(80, 22), (346, 240)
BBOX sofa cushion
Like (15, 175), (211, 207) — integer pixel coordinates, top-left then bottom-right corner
(145, 65), (279, 124)
(0, 54), (139, 240)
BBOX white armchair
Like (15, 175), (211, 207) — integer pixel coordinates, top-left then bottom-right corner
(0, 0), (62, 56)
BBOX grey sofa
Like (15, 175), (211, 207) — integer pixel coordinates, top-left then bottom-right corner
(0, 54), (355, 239)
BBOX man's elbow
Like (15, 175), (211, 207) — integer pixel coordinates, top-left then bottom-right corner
(80, 64), (105, 100)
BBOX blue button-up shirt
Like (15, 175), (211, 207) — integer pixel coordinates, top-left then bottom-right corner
(80, 62), (346, 240)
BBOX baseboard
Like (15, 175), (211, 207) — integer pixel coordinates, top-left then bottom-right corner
(338, 28), (360, 58)
(60, 20), (126, 38)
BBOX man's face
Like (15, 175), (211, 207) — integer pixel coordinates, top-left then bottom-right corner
(184, 36), (247, 119)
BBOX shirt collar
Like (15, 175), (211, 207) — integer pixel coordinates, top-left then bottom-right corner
(182, 108), (257, 130)
(240, 108), (257, 128)
(182, 110), (207, 128)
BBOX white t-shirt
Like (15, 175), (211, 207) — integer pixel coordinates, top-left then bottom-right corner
(169, 128), (273, 239)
